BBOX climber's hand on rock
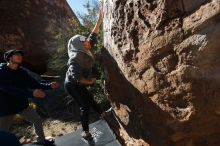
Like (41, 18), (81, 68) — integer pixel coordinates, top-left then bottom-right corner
(92, 1), (103, 34)
(99, 2), (104, 18)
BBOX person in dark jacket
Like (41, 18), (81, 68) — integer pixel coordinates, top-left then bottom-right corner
(0, 131), (21, 146)
(0, 50), (59, 146)
(64, 6), (108, 144)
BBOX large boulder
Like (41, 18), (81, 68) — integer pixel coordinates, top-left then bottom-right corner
(103, 0), (220, 145)
(0, 0), (78, 74)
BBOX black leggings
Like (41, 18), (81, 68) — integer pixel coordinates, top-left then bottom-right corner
(64, 81), (103, 131)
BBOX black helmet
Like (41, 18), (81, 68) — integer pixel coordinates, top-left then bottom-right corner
(4, 49), (24, 62)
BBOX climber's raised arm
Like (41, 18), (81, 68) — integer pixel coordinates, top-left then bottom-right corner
(80, 5), (103, 50)
(91, 5), (103, 34)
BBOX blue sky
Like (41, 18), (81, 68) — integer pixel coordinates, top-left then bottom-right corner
(67, 0), (92, 14)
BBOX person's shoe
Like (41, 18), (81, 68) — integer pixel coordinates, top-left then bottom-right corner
(36, 139), (56, 146)
(81, 131), (95, 145)
(100, 107), (112, 119)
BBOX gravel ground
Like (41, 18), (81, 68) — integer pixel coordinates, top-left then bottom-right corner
(12, 118), (81, 144)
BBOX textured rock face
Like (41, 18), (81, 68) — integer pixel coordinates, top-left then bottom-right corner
(0, 0), (77, 73)
(103, 0), (220, 145)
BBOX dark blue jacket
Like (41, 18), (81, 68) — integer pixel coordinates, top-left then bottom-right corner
(0, 63), (51, 117)
(0, 131), (21, 146)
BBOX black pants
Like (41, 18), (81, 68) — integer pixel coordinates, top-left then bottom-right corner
(64, 81), (103, 131)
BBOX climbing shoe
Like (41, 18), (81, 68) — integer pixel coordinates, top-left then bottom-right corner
(81, 131), (95, 145)
(100, 107), (112, 119)
(36, 139), (56, 146)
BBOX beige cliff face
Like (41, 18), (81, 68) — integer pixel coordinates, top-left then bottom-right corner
(0, 0), (78, 73)
(103, 0), (220, 145)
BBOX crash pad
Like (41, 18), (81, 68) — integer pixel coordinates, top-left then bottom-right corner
(24, 120), (121, 146)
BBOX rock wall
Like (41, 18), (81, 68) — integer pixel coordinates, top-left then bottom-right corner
(0, 0), (78, 73)
(103, 0), (220, 145)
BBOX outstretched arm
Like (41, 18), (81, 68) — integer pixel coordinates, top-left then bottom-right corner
(79, 77), (96, 85)
(91, 6), (103, 34)
(23, 69), (59, 90)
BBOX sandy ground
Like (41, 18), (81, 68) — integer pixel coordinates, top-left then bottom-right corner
(12, 118), (81, 144)
(9, 99), (106, 144)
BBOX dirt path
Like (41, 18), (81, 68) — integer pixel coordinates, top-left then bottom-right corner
(12, 118), (81, 144)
